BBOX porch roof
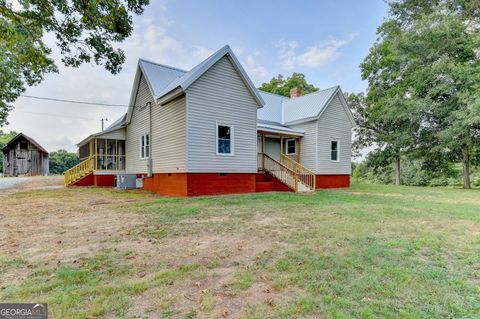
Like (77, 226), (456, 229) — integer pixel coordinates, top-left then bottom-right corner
(257, 121), (304, 137)
(77, 114), (127, 147)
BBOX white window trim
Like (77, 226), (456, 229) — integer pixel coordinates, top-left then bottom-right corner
(331, 140), (340, 162)
(216, 122), (234, 156)
(139, 133), (150, 160)
(285, 138), (297, 155)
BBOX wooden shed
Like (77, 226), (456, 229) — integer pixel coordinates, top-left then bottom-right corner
(1, 133), (49, 176)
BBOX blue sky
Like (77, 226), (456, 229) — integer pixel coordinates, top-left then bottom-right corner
(6, 0), (388, 151)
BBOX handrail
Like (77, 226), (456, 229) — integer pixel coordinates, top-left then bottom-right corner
(262, 153), (299, 192)
(64, 156), (94, 186)
(280, 154), (316, 190)
(280, 154), (315, 175)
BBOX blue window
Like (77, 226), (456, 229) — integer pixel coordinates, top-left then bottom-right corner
(217, 124), (233, 155)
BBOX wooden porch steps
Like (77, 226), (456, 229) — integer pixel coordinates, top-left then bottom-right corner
(258, 153), (316, 193)
(64, 156), (94, 186)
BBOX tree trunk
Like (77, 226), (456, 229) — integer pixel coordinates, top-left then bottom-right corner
(462, 147), (471, 189)
(394, 156), (401, 186)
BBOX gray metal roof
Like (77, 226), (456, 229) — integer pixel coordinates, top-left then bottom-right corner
(283, 86), (340, 124)
(257, 121), (304, 136)
(77, 114), (127, 147)
(143, 45), (265, 107)
(138, 59), (186, 99)
(257, 91), (288, 124)
(257, 86), (347, 125)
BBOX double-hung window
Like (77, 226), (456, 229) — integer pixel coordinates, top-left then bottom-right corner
(285, 139), (296, 155)
(140, 133), (150, 159)
(216, 124), (233, 155)
(331, 140), (339, 161)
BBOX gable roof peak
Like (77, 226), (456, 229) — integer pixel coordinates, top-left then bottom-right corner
(138, 58), (187, 73)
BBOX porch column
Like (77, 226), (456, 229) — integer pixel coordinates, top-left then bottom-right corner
(280, 136), (284, 157)
(297, 137), (301, 162)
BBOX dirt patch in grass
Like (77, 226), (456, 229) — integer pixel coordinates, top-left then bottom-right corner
(1, 178), (479, 318)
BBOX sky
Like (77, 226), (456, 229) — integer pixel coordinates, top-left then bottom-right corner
(5, 0), (388, 152)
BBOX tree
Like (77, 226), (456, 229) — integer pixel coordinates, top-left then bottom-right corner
(49, 149), (79, 174)
(258, 73), (319, 97)
(0, 0), (150, 126)
(389, 0), (480, 189)
(0, 130), (17, 172)
(346, 90), (419, 185)
(361, 0), (480, 188)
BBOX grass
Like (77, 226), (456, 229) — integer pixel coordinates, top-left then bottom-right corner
(1, 182), (479, 318)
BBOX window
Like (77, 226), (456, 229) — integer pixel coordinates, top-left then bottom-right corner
(140, 134), (150, 159)
(216, 124), (233, 155)
(285, 139), (296, 155)
(19, 141), (28, 150)
(331, 140), (339, 161)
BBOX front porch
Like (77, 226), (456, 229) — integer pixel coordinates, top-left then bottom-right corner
(256, 126), (316, 192)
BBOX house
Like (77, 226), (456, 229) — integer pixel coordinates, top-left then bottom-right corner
(65, 45), (355, 196)
(2, 133), (49, 176)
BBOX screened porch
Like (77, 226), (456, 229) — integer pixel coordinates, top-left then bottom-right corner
(78, 138), (126, 171)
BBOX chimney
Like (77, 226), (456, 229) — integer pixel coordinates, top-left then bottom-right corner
(290, 87), (301, 98)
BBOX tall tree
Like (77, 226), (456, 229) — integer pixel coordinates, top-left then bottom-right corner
(258, 73), (319, 97)
(49, 149), (79, 174)
(362, 0), (480, 188)
(0, 0), (150, 126)
(346, 91), (419, 185)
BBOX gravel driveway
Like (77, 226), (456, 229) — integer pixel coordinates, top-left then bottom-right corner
(0, 177), (30, 190)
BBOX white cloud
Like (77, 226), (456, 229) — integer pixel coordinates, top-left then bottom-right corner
(4, 6), (222, 152)
(232, 48), (269, 84)
(276, 33), (358, 70)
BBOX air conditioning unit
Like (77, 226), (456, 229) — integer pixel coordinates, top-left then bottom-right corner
(116, 174), (137, 189)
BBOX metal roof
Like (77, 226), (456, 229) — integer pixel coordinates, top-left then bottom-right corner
(77, 114), (127, 147)
(283, 86), (340, 124)
(1, 133), (49, 154)
(257, 121), (304, 136)
(154, 45), (265, 107)
(257, 91), (288, 124)
(138, 59), (186, 99)
(257, 86), (344, 125)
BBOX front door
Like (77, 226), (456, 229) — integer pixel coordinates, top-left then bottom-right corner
(265, 137), (281, 161)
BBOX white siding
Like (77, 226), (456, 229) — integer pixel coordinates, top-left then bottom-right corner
(316, 93), (352, 174)
(151, 95), (186, 172)
(290, 121), (317, 172)
(125, 74), (152, 174)
(186, 56), (258, 173)
(97, 128), (125, 140)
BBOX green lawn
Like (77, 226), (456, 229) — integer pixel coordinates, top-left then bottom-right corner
(1, 182), (479, 318)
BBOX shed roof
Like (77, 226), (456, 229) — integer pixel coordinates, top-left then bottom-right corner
(1, 133), (49, 154)
(76, 114), (127, 147)
(257, 121), (304, 136)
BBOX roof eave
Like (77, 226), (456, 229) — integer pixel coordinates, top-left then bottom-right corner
(156, 87), (185, 105)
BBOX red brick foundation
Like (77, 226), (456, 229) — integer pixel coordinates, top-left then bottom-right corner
(316, 175), (350, 189)
(94, 174), (116, 187)
(71, 173), (115, 187)
(72, 173), (94, 186)
(143, 173), (256, 196)
(143, 173), (188, 197)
